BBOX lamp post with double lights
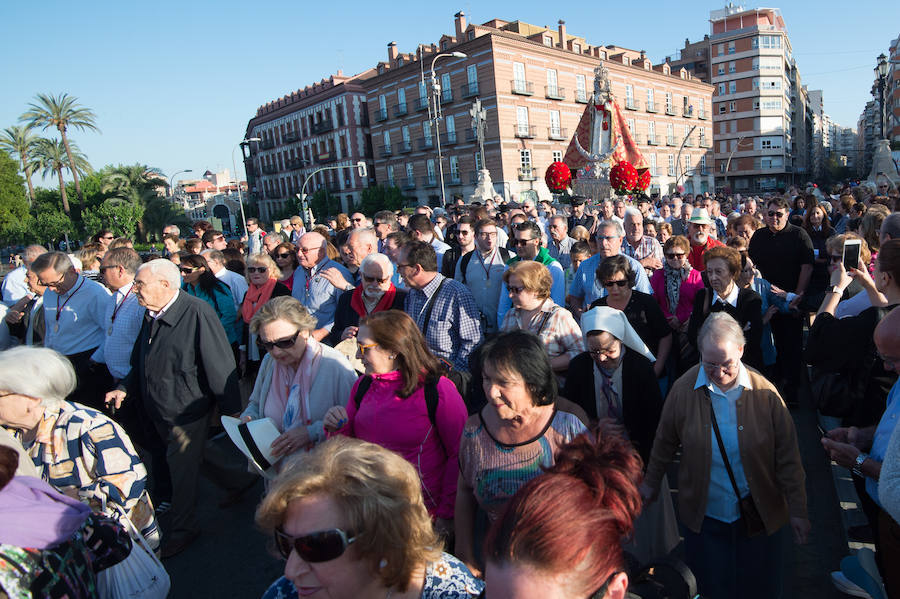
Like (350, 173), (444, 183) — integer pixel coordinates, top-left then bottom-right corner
(875, 53), (890, 141)
(426, 51), (467, 206)
(233, 137), (261, 240)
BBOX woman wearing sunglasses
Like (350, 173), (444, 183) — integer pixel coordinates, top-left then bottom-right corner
(323, 310), (466, 538)
(590, 255), (672, 381)
(271, 241), (300, 292)
(241, 297), (358, 461)
(257, 436), (484, 599)
(179, 254), (241, 349)
(240, 253), (291, 381)
(482, 425), (641, 599)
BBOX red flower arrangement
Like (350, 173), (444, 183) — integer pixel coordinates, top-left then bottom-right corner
(609, 161), (638, 195)
(544, 161), (572, 193)
(631, 169), (651, 194)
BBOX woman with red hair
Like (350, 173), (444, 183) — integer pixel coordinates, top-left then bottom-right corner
(482, 425), (642, 598)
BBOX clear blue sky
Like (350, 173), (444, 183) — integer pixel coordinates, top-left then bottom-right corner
(2, 0), (897, 187)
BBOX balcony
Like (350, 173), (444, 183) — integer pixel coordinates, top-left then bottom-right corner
(666, 136), (677, 146)
(311, 119), (334, 134)
(683, 107), (695, 118)
(548, 127), (568, 141)
(261, 138), (275, 150)
(394, 103), (408, 117)
(684, 139), (695, 147)
(665, 106), (677, 116)
(401, 178), (416, 190)
(698, 110), (708, 120)
(514, 125), (536, 138)
(632, 133), (643, 145)
(700, 139), (711, 148)
(398, 140), (412, 153)
(517, 168), (537, 181)
(262, 164), (278, 175)
(575, 90), (589, 103)
(283, 130), (300, 143)
(448, 174), (462, 185)
(380, 145), (393, 158)
(440, 131), (458, 145)
(461, 82), (479, 98)
(285, 158), (304, 170)
(511, 80), (534, 95)
(374, 108), (388, 122)
(315, 151), (336, 164)
(414, 97), (429, 111)
(267, 189), (284, 199)
(325, 182), (341, 193)
(700, 168), (710, 176)
(441, 89), (453, 104)
(647, 135), (661, 146)
(545, 85), (565, 100)
(465, 128), (477, 142)
(420, 176), (438, 188)
(646, 102), (659, 113)
(417, 137), (434, 150)
(625, 99), (640, 111)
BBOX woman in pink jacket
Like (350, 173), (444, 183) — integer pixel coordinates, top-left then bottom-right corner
(324, 310), (466, 539)
(650, 235), (705, 377)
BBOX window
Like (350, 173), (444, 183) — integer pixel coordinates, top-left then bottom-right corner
(718, 44), (724, 56)
(627, 118), (635, 133)
(730, 120), (737, 133)
(549, 110), (561, 137)
(758, 35), (782, 49)
(718, 64), (725, 76)
(719, 103), (726, 114)
(516, 106), (529, 135)
(720, 140), (727, 153)
(552, 150), (563, 162)
(665, 92), (673, 111)
(467, 65), (478, 86)
(379, 95), (387, 111)
(667, 154), (675, 176)
(423, 121), (432, 144)
(397, 87), (406, 109)
(441, 73), (451, 99)
(467, 30), (475, 41)
(475, 151), (482, 171)
(729, 61), (736, 74)
(397, 57), (404, 66)
(684, 125), (691, 140)
(406, 162), (414, 180)
(450, 156), (459, 180)
(446, 115), (456, 140)
(626, 84), (634, 107)
(700, 155), (707, 172)
(649, 153), (658, 176)
(546, 69), (558, 95)
(646, 88), (654, 107)
(729, 101), (736, 112)
(761, 99), (782, 111)
(520, 149), (532, 171)
(402, 125), (410, 144)
(418, 81), (427, 101)
(667, 123), (674, 141)
(720, 121), (726, 134)
(572, 43), (581, 54)
(727, 41), (735, 54)
(684, 155), (691, 173)
(513, 62), (526, 84)
(426, 159), (436, 181)
(544, 36), (553, 47)
(575, 74), (586, 100)
(718, 83), (726, 96)
(728, 81), (736, 94)
(383, 130), (390, 151)
(387, 165), (395, 186)
(700, 127), (707, 144)
(648, 121), (656, 140)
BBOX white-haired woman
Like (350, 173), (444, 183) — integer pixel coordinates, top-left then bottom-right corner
(241, 252), (292, 381)
(328, 252), (408, 346)
(0, 346), (159, 549)
(641, 312), (809, 599)
(241, 297), (358, 459)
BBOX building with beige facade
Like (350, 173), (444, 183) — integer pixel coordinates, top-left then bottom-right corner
(243, 71), (377, 222)
(362, 12), (715, 204)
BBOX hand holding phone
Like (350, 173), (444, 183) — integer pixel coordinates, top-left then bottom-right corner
(842, 239), (861, 272)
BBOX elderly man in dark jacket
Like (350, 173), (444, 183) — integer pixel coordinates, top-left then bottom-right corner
(106, 259), (240, 558)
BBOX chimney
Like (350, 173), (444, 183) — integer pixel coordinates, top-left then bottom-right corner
(558, 20), (567, 49)
(387, 41), (398, 63)
(455, 11), (467, 40)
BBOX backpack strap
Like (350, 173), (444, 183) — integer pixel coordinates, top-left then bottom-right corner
(353, 375), (374, 409)
(424, 376), (439, 428)
(459, 251), (474, 285)
(421, 277), (448, 338)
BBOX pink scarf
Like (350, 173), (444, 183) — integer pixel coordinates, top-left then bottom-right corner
(269, 337), (323, 433)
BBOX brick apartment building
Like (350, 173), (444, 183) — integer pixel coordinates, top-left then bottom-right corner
(243, 72), (377, 222)
(363, 12), (715, 204)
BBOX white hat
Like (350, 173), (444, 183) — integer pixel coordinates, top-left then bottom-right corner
(222, 415), (282, 478)
(580, 306), (655, 362)
(687, 208), (714, 226)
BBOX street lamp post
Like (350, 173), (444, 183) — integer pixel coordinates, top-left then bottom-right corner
(168, 169), (192, 200)
(425, 51), (467, 206)
(723, 136), (752, 193)
(875, 53), (889, 141)
(233, 138), (261, 240)
(675, 125), (698, 190)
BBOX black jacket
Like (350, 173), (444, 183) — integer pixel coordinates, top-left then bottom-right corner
(687, 287), (763, 371)
(563, 348), (663, 463)
(121, 292), (240, 428)
(328, 287), (408, 346)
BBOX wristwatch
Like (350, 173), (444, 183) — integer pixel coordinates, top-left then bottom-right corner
(829, 285), (842, 295)
(852, 452), (869, 478)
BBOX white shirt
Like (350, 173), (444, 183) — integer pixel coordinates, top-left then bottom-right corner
(712, 284), (740, 308)
(1, 266), (28, 305)
(148, 290), (180, 320)
(42, 275), (112, 356)
(215, 268), (248, 312)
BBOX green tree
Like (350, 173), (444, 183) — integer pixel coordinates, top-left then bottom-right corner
(0, 149), (31, 243)
(100, 164), (166, 240)
(21, 92), (100, 208)
(81, 198), (144, 238)
(142, 197), (191, 241)
(0, 124), (39, 204)
(33, 209), (74, 246)
(357, 184), (406, 216)
(32, 138), (91, 216)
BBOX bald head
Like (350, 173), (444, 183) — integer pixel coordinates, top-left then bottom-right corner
(875, 307), (900, 373)
(297, 232), (327, 269)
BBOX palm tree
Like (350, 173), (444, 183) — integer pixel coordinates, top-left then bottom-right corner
(32, 138), (92, 215)
(21, 93), (100, 208)
(0, 125), (39, 204)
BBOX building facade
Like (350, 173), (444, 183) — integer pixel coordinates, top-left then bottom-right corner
(244, 72), (376, 223)
(362, 13), (715, 204)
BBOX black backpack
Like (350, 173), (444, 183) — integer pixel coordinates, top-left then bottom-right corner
(353, 374), (440, 428)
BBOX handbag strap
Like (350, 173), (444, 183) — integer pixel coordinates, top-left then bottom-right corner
(421, 277), (448, 337)
(702, 386), (743, 501)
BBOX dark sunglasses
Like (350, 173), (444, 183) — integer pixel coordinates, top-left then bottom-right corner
(362, 275), (389, 284)
(665, 253), (685, 259)
(602, 279), (629, 288)
(513, 238), (534, 246)
(257, 330), (300, 351)
(179, 267), (200, 274)
(768, 211), (785, 218)
(274, 527), (356, 562)
(275, 253), (293, 259)
(247, 266), (268, 273)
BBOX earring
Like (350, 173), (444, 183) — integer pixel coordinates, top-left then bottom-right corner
(389, 354), (396, 359)
(379, 558), (388, 569)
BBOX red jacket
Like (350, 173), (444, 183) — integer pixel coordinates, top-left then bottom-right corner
(688, 236), (723, 271)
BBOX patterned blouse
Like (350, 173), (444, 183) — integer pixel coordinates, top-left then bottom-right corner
(499, 298), (585, 361)
(459, 407), (588, 521)
(8, 401), (159, 548)
(261, 552), (484, 598)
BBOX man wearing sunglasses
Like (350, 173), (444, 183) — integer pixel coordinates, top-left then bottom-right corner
(748, 196), (814, 402)
(105, 259), (240, 558)
(291, 232), (353, 342)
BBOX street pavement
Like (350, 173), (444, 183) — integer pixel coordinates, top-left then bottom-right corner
(162, 385), (855, 598)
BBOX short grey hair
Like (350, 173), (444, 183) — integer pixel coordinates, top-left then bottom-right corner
(280, 219), (292, 229)
(201, 249), (225, 264)
(549, 214), (568, 228)
(23, 245), (47, 267)
(30, 251), (73, 276)
(360, 252), (394, 278)
(597, 219), (625, 238)
(882, 212), (900, 241)
(624, 207), (643, 221)
(137, 258), (181, 287)
(698, 312), (746, 354)
(349, 227), (377, 249)
(0, 346), (76, 409)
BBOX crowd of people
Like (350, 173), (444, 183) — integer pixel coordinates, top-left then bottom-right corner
(1, 179), (899, 599)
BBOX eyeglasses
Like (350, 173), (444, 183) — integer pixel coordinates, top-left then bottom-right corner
(213, 235), (224, 241)
(588, 347), (618, 358)
(257, 330), (300, 351)
(362, 275), (389, 284)
(602, 279), (628, 288)
(40, 271), (68, 287)
(768, 211), (786, 218)
(513, 238), (535, 246)
(396, 263), (414, 270)
(273, 527), (356, 562)
(179, 267), (200, 274)
(665, 253), (686, 259)
(298, 247), (320, 253)
(99, 264), (121, 272)
(247, 266), (268, 273)
(508, 285), (526, 294)
(701, 359), (739, 374)
(358, 342), (379, 355)
(275, 253), (293, 260)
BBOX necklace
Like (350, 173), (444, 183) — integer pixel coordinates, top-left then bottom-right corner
(54, 276), (86, 333)
(108, 286), (133, 335)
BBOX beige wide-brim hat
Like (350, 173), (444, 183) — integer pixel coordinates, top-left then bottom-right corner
(687, 208), (714, 226)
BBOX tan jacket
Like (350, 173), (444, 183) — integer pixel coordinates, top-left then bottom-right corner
(644, 364), (807, 534)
